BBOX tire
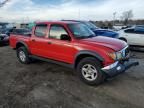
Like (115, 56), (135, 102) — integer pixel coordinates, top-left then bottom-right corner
(77, 57), (105, 86)
(119, 38), (127, 42)
(16, 47), (31, 64)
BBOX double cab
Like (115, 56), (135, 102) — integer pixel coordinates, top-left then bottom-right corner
(10, 21), (138, 85)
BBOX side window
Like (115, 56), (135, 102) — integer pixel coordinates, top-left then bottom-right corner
(34, 24), (47, 37)
(49, 25), (69, 40)
(134, 28), (144, 34)
(124, 29), (134, 33)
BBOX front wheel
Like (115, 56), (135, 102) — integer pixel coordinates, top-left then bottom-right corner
(77, 57), (105, 86)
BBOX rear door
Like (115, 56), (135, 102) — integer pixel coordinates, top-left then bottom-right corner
(30, 24), (51, 57)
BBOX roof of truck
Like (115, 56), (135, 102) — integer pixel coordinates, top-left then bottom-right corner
(36, 21), (79, 25)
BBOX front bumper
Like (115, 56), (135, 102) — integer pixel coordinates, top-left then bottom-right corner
(102, 60), (139, 77)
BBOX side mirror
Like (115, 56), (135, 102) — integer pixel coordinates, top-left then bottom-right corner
(60, 34), (71, 41)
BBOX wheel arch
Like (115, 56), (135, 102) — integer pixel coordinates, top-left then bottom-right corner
(16, 41), (30, 53)
(119, 37), (127, 42)
(74, 51), (104, 69)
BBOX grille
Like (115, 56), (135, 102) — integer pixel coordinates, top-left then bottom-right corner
(125, 47), (130, 57)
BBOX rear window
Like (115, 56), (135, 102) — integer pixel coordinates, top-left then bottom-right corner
(124, 29), (134, 33)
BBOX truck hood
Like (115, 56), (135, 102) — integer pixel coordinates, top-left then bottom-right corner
(80, 36), (127, 51)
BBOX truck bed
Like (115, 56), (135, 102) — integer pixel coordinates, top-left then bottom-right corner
(10, 34), (31, 49)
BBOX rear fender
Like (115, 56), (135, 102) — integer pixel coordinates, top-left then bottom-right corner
(16, 41), (30, 53)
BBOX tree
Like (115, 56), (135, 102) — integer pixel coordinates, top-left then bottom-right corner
(121, 10), (133, 25)
(0, 0), (10, 8)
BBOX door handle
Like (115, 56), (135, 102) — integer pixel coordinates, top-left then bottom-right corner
(32, 39), (36, 42)
(47, 41), (52, 44)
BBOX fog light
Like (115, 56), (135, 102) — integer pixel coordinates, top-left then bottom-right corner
(117, 66), (121, 71)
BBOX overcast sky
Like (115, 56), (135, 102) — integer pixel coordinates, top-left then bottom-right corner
(0, 0), (144, 22)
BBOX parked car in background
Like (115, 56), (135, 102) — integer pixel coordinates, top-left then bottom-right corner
(134, 25), (144, 28)
(0, 33), (9, 45)
(62, 20), (119, 38)
(0, 22), (15, 45)
(0, 23), (31, 45)
(119, 27), (144, 46)
(10, 21), (138, 85)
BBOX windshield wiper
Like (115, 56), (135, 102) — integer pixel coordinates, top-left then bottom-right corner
(75, 35), (96, 39)
(87, 35), (96, 38)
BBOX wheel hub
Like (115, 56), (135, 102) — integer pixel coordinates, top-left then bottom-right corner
(19, 51), (26, 62)
(82, 64), (98, 81)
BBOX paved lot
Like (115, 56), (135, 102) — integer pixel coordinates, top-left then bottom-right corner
(0, 46), (144, 108)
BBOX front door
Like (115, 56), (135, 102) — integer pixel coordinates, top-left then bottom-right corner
(46, 24), (75, 64)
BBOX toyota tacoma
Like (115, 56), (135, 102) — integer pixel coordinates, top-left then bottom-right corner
(10, 21), (139, 85)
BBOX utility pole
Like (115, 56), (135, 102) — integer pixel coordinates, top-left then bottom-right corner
(113, 12), (117, 27)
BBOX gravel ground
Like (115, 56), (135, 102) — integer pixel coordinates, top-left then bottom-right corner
(0, 46), (144, 108)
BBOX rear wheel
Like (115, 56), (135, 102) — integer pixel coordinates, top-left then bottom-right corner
(77, 57), (105, 86)
(17, 47), (31, 64)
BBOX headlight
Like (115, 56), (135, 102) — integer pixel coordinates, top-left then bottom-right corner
(108, 52), (117, 60)
(116, 52), (123, 60)
(108, 52), (122, 60)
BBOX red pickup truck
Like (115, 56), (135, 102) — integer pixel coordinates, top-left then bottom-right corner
(10, 21), (138, 85)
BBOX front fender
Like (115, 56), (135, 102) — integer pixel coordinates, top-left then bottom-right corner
(74, 50), (104, 68)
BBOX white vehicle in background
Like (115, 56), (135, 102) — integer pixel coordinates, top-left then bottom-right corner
(118, 26), (144, 47)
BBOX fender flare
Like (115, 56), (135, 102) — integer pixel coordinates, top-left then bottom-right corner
(16, 41), (30, 53)
(74, 50), (104, 67)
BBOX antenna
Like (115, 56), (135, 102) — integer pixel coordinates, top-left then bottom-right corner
(113, 12), (117, 26)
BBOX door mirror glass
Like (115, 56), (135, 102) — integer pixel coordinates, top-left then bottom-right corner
(60, 34), (71, 41)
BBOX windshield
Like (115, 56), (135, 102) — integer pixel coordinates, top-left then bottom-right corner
(84, 22), (99, 29)
(68, 23), (95, 39)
